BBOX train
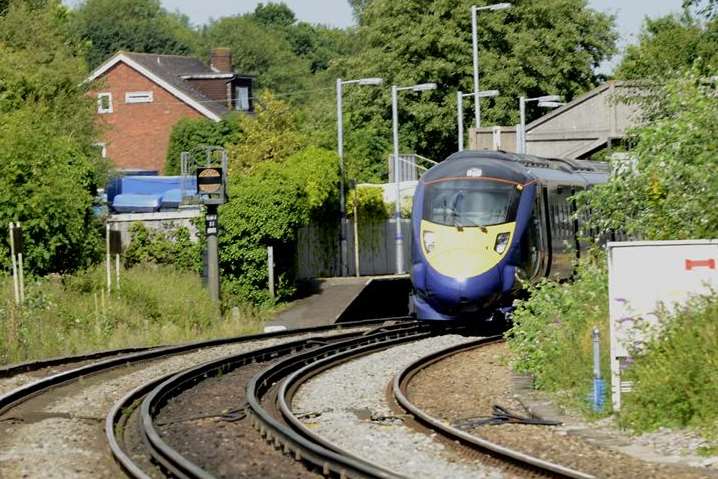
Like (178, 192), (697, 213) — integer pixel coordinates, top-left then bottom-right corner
(409, 150), (609, 321)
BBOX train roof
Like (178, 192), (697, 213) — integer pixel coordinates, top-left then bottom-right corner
(421, 150), (609, 187)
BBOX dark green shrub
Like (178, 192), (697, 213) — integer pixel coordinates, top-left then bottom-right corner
(123, 222), (202, 272)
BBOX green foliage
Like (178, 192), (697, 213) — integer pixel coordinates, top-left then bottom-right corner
(615, 14), (718, 79)
(200, 15), (312, 95)
(507, 254), (610, 411)
(347, 186), (390, 221)
(69, 0), (196, 68)
(252, 2), (296, 28)
(620, 294), (718, 437)
(220, 145), (339, 303)
(0, 266), (268, 365)
(227, 91), (305, 173)
(165, 115), (243, 175)
(577, 72), (718, 240)
(339, 0), (617, 164)
(123, 223), (202, 272)
(0, 1), (105, 274)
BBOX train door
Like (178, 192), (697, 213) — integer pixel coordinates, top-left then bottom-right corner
(547, 184), (574, 279)
(518, 185), (550, 282)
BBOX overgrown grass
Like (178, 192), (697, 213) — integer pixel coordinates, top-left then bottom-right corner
(506, 253), (611, 415)
(620, 294), (718, 438)
(507, 252), (718, 440)
(0, 265), (267, 365)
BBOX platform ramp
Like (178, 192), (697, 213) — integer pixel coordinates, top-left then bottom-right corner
(264, 276), (410, 331)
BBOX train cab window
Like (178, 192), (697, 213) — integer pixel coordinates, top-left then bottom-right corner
(423, 179), (521, 227)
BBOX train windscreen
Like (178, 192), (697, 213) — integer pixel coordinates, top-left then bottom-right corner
(423, 179), (521, 227)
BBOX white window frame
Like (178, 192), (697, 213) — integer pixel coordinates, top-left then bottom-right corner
(97, 93), (113, 114)
(125, 91), (154, 104)
(93, 142), (107, 158)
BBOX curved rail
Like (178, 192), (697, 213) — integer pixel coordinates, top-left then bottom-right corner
(392, 337), (596, 479)
(248, 322), (432, 479)
(0, 317), (405, 416)
(112, 320), (420, 478)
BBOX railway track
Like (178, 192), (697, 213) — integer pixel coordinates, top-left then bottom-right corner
(392, 337), (595, 479)
(111, 321), (434, 478)
(0, 318), (407, 478)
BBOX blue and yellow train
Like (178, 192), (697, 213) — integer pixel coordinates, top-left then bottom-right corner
(410, 150), (609, 321)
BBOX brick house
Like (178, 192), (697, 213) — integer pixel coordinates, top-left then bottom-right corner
(87, 48), (253, 172)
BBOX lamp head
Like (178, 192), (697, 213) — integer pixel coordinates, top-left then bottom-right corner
(358, 77), (384, 86)
(412, 83), (437, 92)
(489, 2), (511, 10)
(538, 101), (563, 108)
(537, 95), (562, 103)
(478, 89), (500, 98)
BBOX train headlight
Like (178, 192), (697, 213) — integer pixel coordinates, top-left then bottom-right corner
(494, 232), (510, 254)
(423, 231), (436, 254)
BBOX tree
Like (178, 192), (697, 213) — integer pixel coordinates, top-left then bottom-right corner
(226, 91), (304, 174)
(335, 0), (617, 168)
(165, 115), (244, 175)
(348, 0), (372, 22)
(0, 1), (105, 274)
(684, 0), (718, 18)
(615, 13), (718, 79)
(252, 2), (296, 28)
(69, 0), (197, 68)
(577, 71), (718, 240)
(200, 15), (311, 95)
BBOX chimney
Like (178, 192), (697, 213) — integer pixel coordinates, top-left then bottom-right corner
(210, 48), (232, 73)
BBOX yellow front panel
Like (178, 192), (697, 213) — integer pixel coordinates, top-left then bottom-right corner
(420, 220), (516, 279)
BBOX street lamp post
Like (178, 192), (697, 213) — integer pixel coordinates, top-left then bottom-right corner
(457, 89), (499, 151)
(518, 94), (562, 153)
(336, 77), (383, 276)
(471, 2), (511, 129)
(392, 82), (437, 275)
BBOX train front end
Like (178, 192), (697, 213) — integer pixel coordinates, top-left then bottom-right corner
(410, 153), (536, 321)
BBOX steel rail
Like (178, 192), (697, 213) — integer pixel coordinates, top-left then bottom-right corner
(247, 323), (434, 479)
(392, 337), (596, 479)
(0, 317), (407, 416)
(0, 346), (153, 379)
(117, 321), (417, 479)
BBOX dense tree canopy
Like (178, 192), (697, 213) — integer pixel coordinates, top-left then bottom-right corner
(70, 0), (196, 68)
(615, 13), (718, 79)
(0, 1), (104, 274)
(335, 0), (617, 170)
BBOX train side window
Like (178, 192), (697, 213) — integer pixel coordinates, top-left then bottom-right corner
(519, 201), (541, 280)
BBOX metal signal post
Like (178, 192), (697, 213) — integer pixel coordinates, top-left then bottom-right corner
(195, 149), (228, 304)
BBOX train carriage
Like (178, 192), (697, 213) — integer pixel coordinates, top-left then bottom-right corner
(410, 150), (609, 321)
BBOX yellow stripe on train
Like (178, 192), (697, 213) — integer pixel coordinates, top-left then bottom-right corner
(420, 220), (516, 279)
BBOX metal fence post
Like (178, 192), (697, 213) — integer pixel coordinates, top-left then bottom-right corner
(105, 223), (112, 294)
(592, 327), (605, 412)
(267, 246), (275, 299)
(9, 223), (20, 305)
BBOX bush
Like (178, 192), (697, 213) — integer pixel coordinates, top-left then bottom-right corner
(220, 145), (339, 303)
(620, 294), (718, 436)
(123, 222), (202, 272)
(507, 253), (611, 411)
(577, 71), (718, 240)
(0, 265), (269, 365)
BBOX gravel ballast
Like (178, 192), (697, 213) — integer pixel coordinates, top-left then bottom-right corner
(407, 341), (718, 479)
(0, 328), (366, 479)
(292, 334), (505, 479)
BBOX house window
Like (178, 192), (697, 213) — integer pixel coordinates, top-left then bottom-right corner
(125, 91), (153, 104)
(97, 93), (112, 114)
(234, 86), (250, 111)
(92, 143), (107, 158)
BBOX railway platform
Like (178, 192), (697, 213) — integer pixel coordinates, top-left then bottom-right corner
(264, 275), (411, 331)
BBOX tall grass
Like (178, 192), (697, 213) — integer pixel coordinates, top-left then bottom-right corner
(0, 265), (266, 365)
(620, 294), (718, 438)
